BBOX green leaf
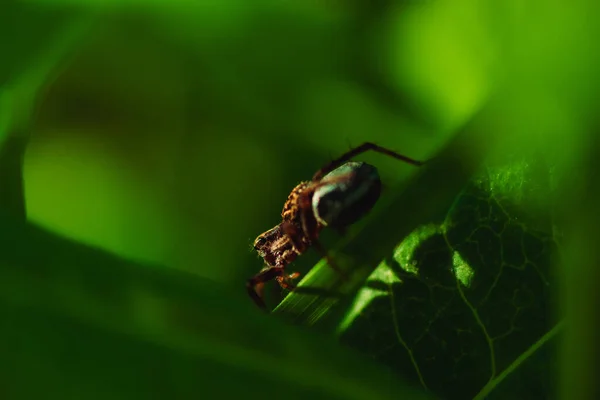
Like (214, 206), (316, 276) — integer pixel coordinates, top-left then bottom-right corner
(0, 212), (433, 399)
(336, 152), (562, 399)
(0, 4), (95, 131)
(0, 3), (95, 217)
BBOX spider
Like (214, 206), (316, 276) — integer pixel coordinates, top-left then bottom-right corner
(247, 142), (424, 309)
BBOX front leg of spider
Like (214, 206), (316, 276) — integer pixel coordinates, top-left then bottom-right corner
(279, 221), (305, 254)
(249, 223), (302, 309)
(246, 266), (285, 309)
(276, 271), (301, 291)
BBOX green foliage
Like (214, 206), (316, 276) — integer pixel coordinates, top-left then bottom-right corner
(2, 0), (599, 399)
(0, 212), (431, 400)
(338, 153), (561, 399)
(274, 118), (564, 399)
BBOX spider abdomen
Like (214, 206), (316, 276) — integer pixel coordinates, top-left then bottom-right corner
(311, 161), (381, 229)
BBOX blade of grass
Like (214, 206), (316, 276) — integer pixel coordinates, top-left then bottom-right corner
(0, 213), (433, 400)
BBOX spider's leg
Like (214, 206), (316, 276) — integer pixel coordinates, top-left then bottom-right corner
(312, 142), (424, 181)
(280, 221), (305, 254)
(277, 273), (345, 298)
(246, 267), (284, 310)
(309, 238), (348, 280)
(276, 271), (301, 291)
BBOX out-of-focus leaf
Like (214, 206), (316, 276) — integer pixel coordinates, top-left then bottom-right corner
(0, 213), (432, 400)
(0, 3), (95, 218)
(0, 4), (95, 127)
(557, 120), (600, 400)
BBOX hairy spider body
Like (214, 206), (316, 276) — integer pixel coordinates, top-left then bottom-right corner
(247, 142), (424, 309)
(253, 224), (298, 268)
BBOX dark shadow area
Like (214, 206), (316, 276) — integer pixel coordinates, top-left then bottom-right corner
(0, 135), (27, 219)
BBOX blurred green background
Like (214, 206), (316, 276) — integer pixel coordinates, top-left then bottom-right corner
(2, 0), (600, 399)
(16, 0), (592, 286)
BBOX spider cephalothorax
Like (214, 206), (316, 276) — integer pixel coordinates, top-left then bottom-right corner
(247, 142), (424, 309)
(253, 224), (298, 268)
